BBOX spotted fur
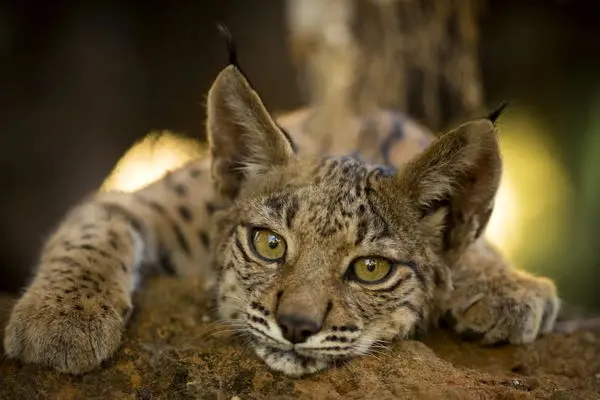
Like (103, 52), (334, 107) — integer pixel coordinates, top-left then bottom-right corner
(3, 63), (559, 377)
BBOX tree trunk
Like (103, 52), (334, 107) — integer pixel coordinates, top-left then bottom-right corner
(286, 0), (485, 132)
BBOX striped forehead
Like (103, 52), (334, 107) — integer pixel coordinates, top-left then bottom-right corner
(313, 156), (370, 186)
(261, 157), (392, 242)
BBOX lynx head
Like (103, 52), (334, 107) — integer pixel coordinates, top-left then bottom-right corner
(205, 64), (502, 376)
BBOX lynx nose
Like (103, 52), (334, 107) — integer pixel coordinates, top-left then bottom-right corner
(276, 314), (322, 344)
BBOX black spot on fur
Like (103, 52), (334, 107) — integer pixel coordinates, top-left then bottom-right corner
(177, 205), (193, 222)
(286, 196), (299, 228)
(109, 239), (119, 251)
(324, 160), (340, 179)
(102, 203), (144, 234)
(158, 248), (177, 275)
(319, 346), (352, 351)
(251, 302), (270, 317)
(48, 256), (82, 268)
(250, 315), (269, 328)
(165, 172), (187, 197)
(135, 196), (168, 216)
(354, 220), (368, 246)
(148, 201), (167, 215)
(265, 195), (286, 218)
(301, 355), (317, 369)
(198, 230), (210, 249)
(173, 184), (187, 197)
(79, 244), (111, 259)
(341, 324), (359, 332)
(205, 202), (220, 215)
(80, 273), (95, 283)
(171, 222), (191, 256)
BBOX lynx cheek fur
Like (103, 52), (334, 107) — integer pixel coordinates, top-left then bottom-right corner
(3, 56), (559, 377)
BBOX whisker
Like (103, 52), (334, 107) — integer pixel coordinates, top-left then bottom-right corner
(209, 304), (250, 317)
(203, 318), (246, 331)
(190, 318), (251, 341)
(342, 359), (362, 380)
(219, 293), (247, 304)
(204, 322), (248, 336)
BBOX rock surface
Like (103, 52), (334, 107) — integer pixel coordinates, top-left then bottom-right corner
(1, 276), (599, 400)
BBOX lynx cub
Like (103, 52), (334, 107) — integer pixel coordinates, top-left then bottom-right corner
(3, 51), (559, 377)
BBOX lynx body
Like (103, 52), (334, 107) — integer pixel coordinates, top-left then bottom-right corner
(4, 62), (559, 377)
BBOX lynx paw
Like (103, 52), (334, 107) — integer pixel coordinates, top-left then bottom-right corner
(445, 274), (559, 345)
(3, 289), (130, 374)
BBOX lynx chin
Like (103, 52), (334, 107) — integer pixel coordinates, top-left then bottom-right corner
(3, 42), (559, 377)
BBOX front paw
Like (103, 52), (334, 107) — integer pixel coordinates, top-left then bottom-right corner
(3, 288), (130, 374)
(444, 273), (559, 345)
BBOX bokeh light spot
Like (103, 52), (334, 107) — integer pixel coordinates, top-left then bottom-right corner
(101, 131), (205, 193)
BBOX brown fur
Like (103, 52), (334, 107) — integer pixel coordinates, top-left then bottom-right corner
(3, 64), (559, 377)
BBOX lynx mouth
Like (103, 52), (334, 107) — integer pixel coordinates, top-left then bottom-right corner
(243, 320), (361, 376)
(254, 344), (330, 377)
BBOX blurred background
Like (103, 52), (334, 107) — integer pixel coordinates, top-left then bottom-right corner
(1, 0), (599, 313)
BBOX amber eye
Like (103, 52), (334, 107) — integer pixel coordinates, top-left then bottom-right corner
(251, 228), (287, 261)
(351, 257), (393, 284)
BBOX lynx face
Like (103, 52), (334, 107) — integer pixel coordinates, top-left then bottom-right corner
(206, 66), (501, 376)
(211, 157), (439, 375)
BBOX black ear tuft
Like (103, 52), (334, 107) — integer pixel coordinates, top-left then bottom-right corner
(487, 101), (509, 124)
(216, 23), (255, 89)
(216, 23), (239, 67)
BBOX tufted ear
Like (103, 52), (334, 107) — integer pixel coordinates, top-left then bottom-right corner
(206, 65), (296, 200)
(373, 118), (502, 259)
(487, 101), (508, 124)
